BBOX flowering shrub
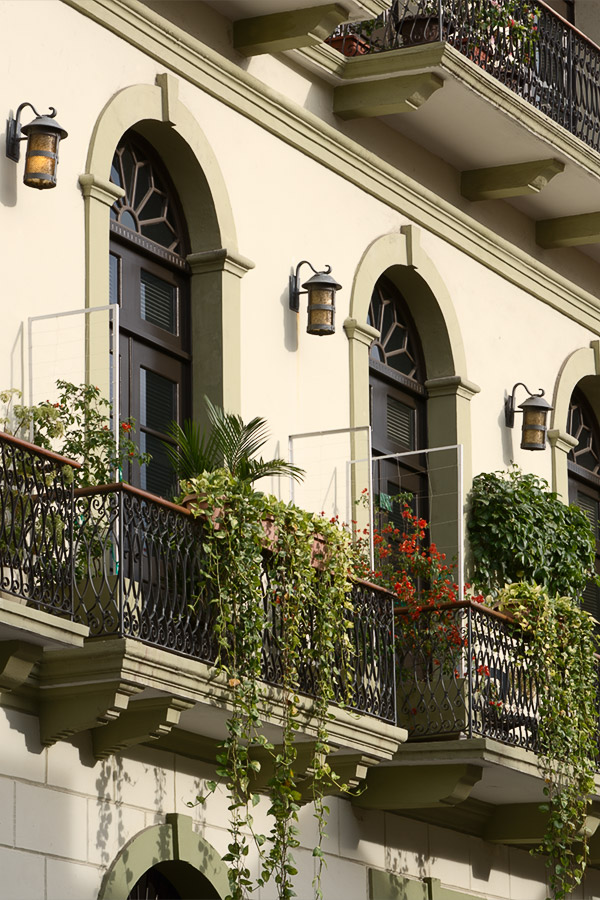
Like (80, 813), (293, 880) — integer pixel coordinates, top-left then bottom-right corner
(353, 492), (483, 670)
(0, 381), (149, 488)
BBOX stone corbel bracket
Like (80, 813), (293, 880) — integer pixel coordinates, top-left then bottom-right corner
(39, 679), (144, 747)
(92, 696), (195, 759)
(0, 640), (43, 692)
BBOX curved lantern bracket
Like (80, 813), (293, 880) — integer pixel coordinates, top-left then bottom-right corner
(505, 382), (553, 450)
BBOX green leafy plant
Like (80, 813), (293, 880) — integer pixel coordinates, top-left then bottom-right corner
(495, 582), (598, 900)
(0, 381), (149, 488)
(467, 467), (597, 598)
(166, 397), (304, 489)
(190, 470), (356, 900)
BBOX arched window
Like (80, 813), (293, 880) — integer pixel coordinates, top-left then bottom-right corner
(109, 132), (191, 497)
(367, 275), (428, 520)
(567, 387), (600, 621)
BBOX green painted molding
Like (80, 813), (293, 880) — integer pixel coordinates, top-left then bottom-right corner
(39, 637), (404, 760)
(62, 0), (600, 334)
(549, 343), (599, 497)
(344, 317), (380, 346)
(233, 4), (349, 56)
(369, 871), (487, 900)
(537, 211), (600, 248)
(39, 677), (143, 746)
(0, 596), (88, 649)
(99, 814), (230, 900)
(0, 641), (42, 692)
(425, 375), (481, 401)
(485, 801), (600, 845)
(334, 72), (444, 119)
(187, 247), (255, 278)
(461, 158), (565, 201)
(91, 696), (195, 759)
(353, 763), (482, 810)
(369, 869), (428, 900)
(78, 173), (125, 206)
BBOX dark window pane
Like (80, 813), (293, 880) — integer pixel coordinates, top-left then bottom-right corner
(142, 221), (177, 250)
(120, 209), (137, 231)
(133, 162), (152, 211)
(139, 189), (167, 222)
(140, 271), (177, 334)
(141, 432), (176, 498)
(109, 254), (120, 305)
(141, 369), (176, 433)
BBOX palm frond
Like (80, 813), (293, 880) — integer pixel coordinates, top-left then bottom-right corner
(164, 419), (218, 481)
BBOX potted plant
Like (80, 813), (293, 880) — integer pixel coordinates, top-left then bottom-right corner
(165, 396), (304, 547)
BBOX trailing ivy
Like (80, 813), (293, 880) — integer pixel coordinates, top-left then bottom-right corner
(468, 467), (596, 598)
(189, 470), (355, 900)
(495, 583), (598, 900)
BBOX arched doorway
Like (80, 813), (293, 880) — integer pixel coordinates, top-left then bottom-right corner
(367, 274), (428, 525)
(567, 386), (600, 622)
(126, 861), (220, 900)
(109, 131), (191, 497)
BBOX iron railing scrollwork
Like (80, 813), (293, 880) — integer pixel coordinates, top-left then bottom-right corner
(396, 601), (541, 752)
(0, 432), (79, 617)
(72, 484), (396, 722)
(330, 1), (600, 154)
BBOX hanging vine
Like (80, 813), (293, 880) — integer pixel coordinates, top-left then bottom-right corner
(190, 470), (356, 900)
(492, 583), (598, 900)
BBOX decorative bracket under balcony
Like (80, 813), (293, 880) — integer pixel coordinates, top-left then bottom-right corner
(233, 4), (350, 56)
(333, 72), (443, 119)
(537, 211), (600, 248)
(39, 679), (144, 746)
(461, 159), (565, 202)
(484, 801), (600, 845)
(0, 640), (42, 692)
(352, 763), (482, 810)
(91, 696), (196, 760)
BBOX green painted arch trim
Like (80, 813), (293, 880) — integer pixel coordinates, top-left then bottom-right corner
(84, 75), (238, 252)
(549, 342), (600, 499)
(347, 227), (468, 380)
(98, 813), (230, 900)
(345, 227), (477, 517)
(81, 74), (252, 414)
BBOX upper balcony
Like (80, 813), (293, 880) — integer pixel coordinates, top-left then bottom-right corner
(290, 0), (600, 265)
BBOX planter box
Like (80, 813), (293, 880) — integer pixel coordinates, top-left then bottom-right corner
(397, 674), (469, 740)
(325, 33), (370, 56)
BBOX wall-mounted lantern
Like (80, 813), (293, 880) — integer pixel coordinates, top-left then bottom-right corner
(505, 382), (553, 450)
(289, 260), (341, 336)
(6, 103), (68, 189)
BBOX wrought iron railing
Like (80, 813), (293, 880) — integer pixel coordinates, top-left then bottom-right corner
(328, 1), (600, 153)
(396, 600), (541, 751)
(0, 432), (79, 617)
(73, 484), (396, 722)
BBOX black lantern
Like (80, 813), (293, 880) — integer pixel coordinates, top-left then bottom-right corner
(6, 103), (68, 189)
(289, 261), (341, 336)
(505, 383), (553, 450)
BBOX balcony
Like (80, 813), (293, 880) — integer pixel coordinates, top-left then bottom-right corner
(0, 432), (87, 677)
(2, 429), (599, 851)
(336, 0), (600, 154)
(309, 0), (600, 263)
(71, 482), (396, 724)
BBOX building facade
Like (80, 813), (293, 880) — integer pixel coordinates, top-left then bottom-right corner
(3, 0), (600, 897)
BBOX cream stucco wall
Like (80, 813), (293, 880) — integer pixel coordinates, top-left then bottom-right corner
(5, 707), (600, 900)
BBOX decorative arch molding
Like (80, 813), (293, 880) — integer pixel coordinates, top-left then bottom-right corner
(549, 341), (600, 500)
(80, 73), (254, 416)
(98, 813), (229, 900)
(344, 226), (479, 522)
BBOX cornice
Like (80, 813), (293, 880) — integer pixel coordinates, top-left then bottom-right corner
(62, 0), (600, 331)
